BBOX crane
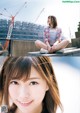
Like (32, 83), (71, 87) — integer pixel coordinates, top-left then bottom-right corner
(34, 8), (45, 23)
(0, 2), (27, 51)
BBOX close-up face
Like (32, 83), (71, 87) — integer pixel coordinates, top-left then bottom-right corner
(8, 66), (49, 113)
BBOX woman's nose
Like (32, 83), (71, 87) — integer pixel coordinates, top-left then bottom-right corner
(19, 86), (30, 98)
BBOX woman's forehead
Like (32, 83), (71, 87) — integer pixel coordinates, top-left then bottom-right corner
(30, 66), (42, 79)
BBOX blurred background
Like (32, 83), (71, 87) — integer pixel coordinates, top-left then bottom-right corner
(51, 57), (80, 113)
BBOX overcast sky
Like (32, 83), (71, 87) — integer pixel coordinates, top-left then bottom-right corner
(0, 0), (80, 38)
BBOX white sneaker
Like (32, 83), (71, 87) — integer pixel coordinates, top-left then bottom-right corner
(40, 48), (48, 54)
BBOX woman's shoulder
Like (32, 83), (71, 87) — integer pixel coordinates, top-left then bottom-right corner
(44, 26), (50, 29)
(56, 27), (62, 30)
(56, 27), (62, 33)
(44, 26), (50, 32)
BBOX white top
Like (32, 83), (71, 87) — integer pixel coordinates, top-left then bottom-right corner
(44, 27), (66, 45)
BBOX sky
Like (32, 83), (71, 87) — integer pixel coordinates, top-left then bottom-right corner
(0, 0), (80, 38)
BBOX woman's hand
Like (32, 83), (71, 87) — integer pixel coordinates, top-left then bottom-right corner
(48, 45), (56, 53)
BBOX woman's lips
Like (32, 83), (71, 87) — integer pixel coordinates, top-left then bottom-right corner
(17, 100), (33, 107)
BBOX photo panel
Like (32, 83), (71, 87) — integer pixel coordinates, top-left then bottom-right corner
(0, 0), (80, 113)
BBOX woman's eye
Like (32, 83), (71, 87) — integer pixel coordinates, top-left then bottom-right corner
(30, 81), (38, 85)
(10, 81), (18, 85)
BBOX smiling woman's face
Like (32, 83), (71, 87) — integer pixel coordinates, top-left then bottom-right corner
(9, 66), (49, 113)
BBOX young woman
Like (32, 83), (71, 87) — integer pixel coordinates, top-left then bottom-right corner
(35, 15), (70, 53)
(0, 56), (63, 113)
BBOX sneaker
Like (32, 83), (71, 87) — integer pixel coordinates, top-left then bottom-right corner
(40, 48), (48, 54)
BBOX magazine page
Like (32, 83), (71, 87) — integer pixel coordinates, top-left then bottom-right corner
(0, 1), (80, 113)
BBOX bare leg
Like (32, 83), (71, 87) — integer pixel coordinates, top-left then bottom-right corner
(52, 40), (70, 52)
(35, 40), (48, 50)
(54, 40), (69, 50)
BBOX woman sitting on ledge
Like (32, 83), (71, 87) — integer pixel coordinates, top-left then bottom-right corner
(35, 15), (70, 53)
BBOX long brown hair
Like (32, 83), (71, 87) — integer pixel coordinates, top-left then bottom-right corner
(0, 56), (63, 113)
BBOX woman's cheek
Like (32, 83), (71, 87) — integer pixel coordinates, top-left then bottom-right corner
(9, 85), (19, 97)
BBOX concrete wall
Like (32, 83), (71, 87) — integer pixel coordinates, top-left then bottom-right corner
(71, 38), (80, 48)
(11, 40), (39, 56)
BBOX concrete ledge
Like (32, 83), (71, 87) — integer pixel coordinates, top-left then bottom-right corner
(71, 38), (80, 48)
(7, 38), (80, 56)
(75, 31), (80, 38)
(11, 40), (39, 56)
(27, 48), (80, 56)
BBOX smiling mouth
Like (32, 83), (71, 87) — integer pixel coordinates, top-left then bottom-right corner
(17, 100), (33, 107)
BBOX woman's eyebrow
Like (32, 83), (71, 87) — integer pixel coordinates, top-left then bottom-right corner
(28, 77), (41, 80)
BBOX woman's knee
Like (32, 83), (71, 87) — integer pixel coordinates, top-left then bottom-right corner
(35, 40), (41, 46)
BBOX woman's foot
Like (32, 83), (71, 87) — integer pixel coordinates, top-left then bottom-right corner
(40, 48), (48, 54)
(48, 45), (56, 53)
